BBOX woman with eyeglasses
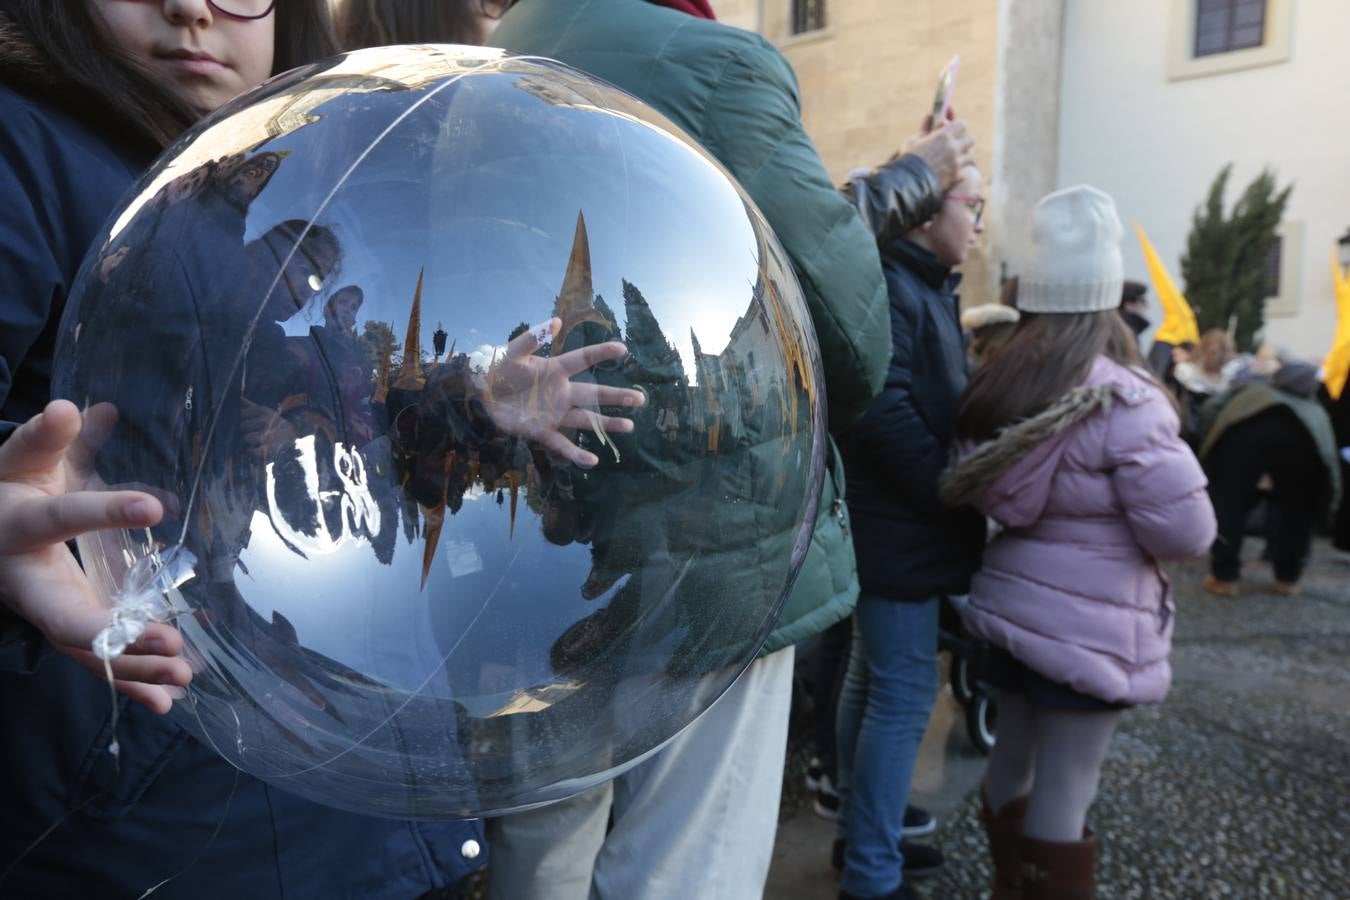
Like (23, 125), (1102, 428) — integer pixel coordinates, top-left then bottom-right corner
(832, 162), (989, 900)
(336, 0), (510, 49)
(0, 1), (486, 895)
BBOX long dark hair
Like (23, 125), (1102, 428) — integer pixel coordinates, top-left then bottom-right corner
(336, 0), (503, 49)
(956, 309), (1149, 442)
(0, 1), (336, 155)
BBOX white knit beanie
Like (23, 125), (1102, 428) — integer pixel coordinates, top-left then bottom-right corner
(1018, 185), (1124, 314)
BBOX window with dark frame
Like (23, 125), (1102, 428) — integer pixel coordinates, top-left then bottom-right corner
(791, 0), (826, 35)
(1194, 0), (1267, 57)
(1262, 236), (1283, 299)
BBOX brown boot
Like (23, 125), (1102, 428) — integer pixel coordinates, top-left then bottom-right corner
(1020, 832), (1097, 900)
(980, 789), (1030, 900)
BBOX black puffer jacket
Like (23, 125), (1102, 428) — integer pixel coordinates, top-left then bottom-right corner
(837, 238), (985, 601)
(842, 153), (943, 247)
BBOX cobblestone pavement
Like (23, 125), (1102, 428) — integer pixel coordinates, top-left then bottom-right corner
(770, 543), (1350, 900)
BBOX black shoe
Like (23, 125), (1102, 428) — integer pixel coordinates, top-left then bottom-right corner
(899, 840), (943, 877)
(902, 804), (937, 838)
(838, 884), (918, 900)
(831, 839), (943, 876)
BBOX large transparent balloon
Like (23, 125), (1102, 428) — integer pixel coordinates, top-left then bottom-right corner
(53, 46), (824, 819)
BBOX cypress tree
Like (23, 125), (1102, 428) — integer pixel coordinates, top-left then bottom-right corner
(1181, 164), (1292, 351)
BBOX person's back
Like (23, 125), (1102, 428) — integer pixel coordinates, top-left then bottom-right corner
(838, 227), (986, 606)
(488, 2), (890, 897)
(948, 355), (1214, 704)
(1197, 362), (1340, 595)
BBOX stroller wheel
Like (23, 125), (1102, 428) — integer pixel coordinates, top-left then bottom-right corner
(951, 654), (976, 706)
(965, 692), (997, 755)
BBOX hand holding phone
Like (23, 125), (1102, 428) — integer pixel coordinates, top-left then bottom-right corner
(927, 55), (960, 133)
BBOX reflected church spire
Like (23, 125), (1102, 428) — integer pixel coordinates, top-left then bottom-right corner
(552, 211), (611, 351)
(393, 267), (426, 391)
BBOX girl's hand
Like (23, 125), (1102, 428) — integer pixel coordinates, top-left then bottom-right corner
(484, 319), (646, 468)
(0, 401), (192, 714)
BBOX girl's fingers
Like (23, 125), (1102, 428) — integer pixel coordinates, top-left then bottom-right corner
(4, 490), (162, 554)
(113, 681), (183, 716)
(504, 317), (559, 360)
(125, 622), (185, 658)
(566, 383), (646, 409)
(62, 402), (121, 479)
(67, 647), (193, 689)
(540, 430), (598, 469)
(560, 409), (635, 434)
(556, 341), (628, 378)
(0, 400), (82, 479)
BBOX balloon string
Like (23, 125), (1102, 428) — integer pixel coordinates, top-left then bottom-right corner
(136, 768), (240, 898)
(101, 636), (122, 770)
(0, 788), (109, 888)
(91, 544), (197, 765)
(0, 693), (237, 895)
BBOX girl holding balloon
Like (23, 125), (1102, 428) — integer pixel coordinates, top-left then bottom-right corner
(0, 2), (491, 895)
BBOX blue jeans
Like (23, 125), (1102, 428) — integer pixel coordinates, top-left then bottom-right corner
(834, 595), (939, 897)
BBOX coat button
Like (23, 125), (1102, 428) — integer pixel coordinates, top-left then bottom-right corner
(460, 839), (481, 860)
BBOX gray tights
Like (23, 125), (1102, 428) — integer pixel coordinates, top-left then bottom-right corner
(981, 692), (1122, 841)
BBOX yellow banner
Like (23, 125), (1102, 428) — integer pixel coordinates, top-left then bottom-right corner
(1135, 225), (1200, 347)
(1322, 246), (1350, 400)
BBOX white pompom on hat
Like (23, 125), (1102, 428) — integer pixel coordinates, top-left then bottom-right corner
(1018, 185), (1124, 314)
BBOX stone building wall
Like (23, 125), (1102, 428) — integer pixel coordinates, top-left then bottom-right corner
(713, 0), (1006, 306)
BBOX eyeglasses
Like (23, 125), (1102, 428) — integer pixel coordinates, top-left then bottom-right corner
(124, 1), (277, 21)
(206, 0), (275, 20)
(946, 194), (985, 226)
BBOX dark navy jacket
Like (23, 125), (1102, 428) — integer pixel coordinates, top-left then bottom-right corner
(0, 82), (485, 899)
(837, 238), (985, 602)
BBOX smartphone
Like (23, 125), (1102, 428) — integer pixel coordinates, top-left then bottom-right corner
(928, 55), (960, 132)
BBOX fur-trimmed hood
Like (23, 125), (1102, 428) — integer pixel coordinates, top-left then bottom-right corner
(959, 303), (1020, 332)
(940, 383), (1114, 509)
(948, 355), (1215, 706)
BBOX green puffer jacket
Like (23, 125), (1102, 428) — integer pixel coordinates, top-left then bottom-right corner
(492, 0), (889, 654)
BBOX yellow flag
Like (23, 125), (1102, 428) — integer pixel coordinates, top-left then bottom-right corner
(1136, 225), (1200, 346)
(1322, 247), (1350, 400)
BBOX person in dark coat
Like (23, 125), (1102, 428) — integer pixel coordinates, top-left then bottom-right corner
(1198, 359), (1340, 596)
(832, 164), (988, 900)
(803, 121), (979, 868)
(1119, 279), (1151, 345)
(0, 3), (485, 896)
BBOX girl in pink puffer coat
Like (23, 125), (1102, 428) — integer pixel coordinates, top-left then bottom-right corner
(941, 186), (1216, 900)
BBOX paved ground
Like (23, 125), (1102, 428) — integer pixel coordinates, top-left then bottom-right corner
(768, 543), (1350, 899)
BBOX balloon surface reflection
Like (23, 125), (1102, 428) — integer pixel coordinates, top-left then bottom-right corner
(54, 45), (824, 819)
